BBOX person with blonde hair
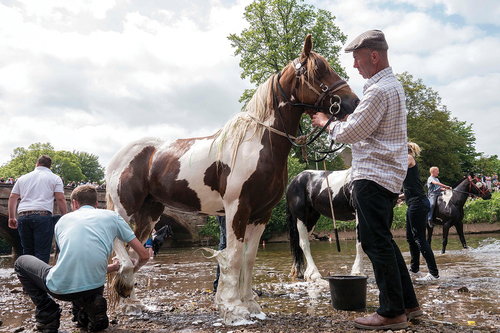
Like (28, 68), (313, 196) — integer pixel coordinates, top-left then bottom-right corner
(427, 166), (450, 228)
(401, 143), (439, 282)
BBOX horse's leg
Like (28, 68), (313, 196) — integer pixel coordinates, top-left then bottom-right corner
(351, 213), (365, 276)
(297, 218), (322, 281)
(215, 214), (250, 324)
(287, 204), (305, 279)
(113, 196), (164, 313)
(441, 222), (451, 254)
(239, 222), (267, 315)
(111, 238), (135, 297)
(455, 220), (468, 250)
(426, 224), (433, 246)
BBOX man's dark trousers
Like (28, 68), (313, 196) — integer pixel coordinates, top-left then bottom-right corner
(17, 214), (54, 264)
(15, 255), (103, 324)
(353, 179), (418, 318)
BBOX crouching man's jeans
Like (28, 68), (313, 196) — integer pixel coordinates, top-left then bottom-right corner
(15, 255), (103, 324)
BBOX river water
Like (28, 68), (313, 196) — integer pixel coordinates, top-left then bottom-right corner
(0, 233), (499, 330)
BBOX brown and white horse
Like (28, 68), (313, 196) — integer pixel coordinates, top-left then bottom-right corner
(105, 35), (359, 323)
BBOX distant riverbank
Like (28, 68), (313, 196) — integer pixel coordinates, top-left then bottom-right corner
(268, 222), (500, 242)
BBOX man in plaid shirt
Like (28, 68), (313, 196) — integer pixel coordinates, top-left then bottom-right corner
(312, 30), (420, 330)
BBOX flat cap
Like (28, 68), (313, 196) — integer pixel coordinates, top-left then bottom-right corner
(345, 29), (388, 53)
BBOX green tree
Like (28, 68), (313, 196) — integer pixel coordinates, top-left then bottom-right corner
(228, 0), (349, 166)
(0, 143), (55, 177)
(474, 154), (499, 176)
(73, 151), (105, 182)
(52, 151), (85, 183)
(397, 72), (477, 184)
(0, 143), (105, 183)
(228, 0), (347, 105)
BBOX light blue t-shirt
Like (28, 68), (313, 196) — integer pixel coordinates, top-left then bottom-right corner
(46, 206), (136, 294)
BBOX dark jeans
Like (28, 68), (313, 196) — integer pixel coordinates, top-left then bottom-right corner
(14, 255), (104, 324)
(353, 180), (418, 318)
(17, 214), (54, 264)
(213, 215), (227, 292)
(406, 198), (439, 277)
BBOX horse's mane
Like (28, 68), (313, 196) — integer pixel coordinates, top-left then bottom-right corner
(212, 51), (332, 168)
(451, 176), (468, 189)
(212, 77), (274, 167)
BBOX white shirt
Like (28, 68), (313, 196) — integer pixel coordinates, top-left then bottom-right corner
(11, 166), (65, 213)
(328, 67), (407, 194)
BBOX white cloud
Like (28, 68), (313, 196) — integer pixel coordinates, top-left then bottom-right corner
(1, 0), (499, 172)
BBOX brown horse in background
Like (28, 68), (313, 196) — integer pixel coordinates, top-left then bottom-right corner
(105, 35), (359, 324)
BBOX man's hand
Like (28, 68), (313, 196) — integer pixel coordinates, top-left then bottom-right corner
(107, 258), (121, 273)
(8, 218), (17, 229)
(311, 112), (330, 128)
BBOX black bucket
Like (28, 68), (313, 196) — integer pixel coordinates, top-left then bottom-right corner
(325, 275), (367, 311)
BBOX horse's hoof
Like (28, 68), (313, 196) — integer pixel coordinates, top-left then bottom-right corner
(243, 299), (261, 315)
(217, 301), (250, 325)
(304, 266), (321, 282)
(120, 299), (145, 316)
(305, 271), (322, 282)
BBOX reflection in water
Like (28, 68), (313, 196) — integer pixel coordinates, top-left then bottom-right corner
(0, 233), (498, 330)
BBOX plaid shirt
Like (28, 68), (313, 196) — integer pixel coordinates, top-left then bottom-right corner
(329, 67), (407, 193)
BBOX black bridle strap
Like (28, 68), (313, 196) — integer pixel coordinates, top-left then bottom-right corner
(273, 73), (338, 148)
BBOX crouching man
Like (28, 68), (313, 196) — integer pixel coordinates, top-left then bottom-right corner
(14, 185), (149, 332)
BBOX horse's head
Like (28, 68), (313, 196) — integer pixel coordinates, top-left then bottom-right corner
(278, 34), (359, 121)
(469, 176), (492, 200)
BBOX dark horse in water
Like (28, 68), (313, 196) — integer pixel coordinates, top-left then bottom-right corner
(427, 175), (491, 253)
(105, 35), (359, 323)
(286, 168), (365, 281)
(152, 224), (173, 256)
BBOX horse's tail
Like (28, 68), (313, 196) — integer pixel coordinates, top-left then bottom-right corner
(287, 203), (305, 279)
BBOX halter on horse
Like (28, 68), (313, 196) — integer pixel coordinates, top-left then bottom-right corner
(105, 35), (359, 324)
(427, 175), (492, 253)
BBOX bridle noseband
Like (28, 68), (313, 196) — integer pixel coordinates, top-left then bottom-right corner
(276, 57), (348, 115)
(468, 176), (490, 198)
(270, 57), (350, 162)
(452, 176), (490, 198)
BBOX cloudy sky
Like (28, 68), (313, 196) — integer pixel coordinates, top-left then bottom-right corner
(1, 0), (499, 172)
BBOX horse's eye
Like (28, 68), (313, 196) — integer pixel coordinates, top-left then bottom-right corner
(315, 59), (326, 77)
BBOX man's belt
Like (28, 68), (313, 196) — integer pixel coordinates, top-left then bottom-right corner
(18, 210), (52, 216)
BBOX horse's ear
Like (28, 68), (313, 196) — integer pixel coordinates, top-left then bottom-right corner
(301, 34), (313, 59)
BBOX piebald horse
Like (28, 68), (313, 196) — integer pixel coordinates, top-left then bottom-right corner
(106, 35), (359, 324)
(287, 169), (365, 282)
(427, 175), (491, 253)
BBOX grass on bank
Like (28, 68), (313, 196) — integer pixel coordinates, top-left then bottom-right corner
(199, 192), (500, 242)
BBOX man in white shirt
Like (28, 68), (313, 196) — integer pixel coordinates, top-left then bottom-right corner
(8, 155), (68, 263)
(312, 30), (420, 330)
(15, 185), (149, 332)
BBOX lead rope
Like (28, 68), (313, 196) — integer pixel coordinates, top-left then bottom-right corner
(320, 140), (341, 252)
(246, 113), (317, 162)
